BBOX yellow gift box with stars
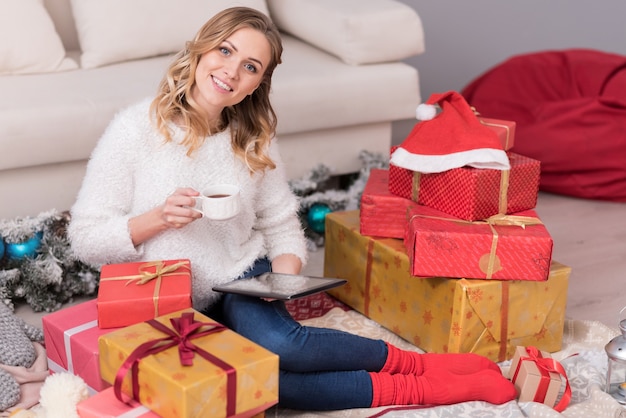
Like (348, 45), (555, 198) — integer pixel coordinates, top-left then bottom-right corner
(324, 210), (569, 362)
(98, 308), (278, 418)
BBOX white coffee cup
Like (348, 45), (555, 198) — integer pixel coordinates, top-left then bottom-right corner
(192, 184), (241, 220)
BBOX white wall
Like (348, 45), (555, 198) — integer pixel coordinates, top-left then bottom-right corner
(392, 0), (626, 144)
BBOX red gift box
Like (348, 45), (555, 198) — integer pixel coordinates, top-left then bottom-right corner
(404, 206), (553, 281)
(479, 117), (516, 150)
(509, 346), (571, 412)
(360, 168), (419, 239)
(98, 259), (192, 329)
(389, 149), (540, 221)
(42, 299), (116, 393)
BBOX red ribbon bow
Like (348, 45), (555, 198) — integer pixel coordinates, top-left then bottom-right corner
(512, 346), (572, 412)
(113, 312), (237, 416)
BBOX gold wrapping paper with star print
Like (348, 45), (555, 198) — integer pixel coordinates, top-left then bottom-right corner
(324, 210), (569, 362)
(98, 308), (278, 418)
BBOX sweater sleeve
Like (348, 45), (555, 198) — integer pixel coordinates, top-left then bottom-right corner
(254, 141), (309, 267)
(67, 105), (146, 266)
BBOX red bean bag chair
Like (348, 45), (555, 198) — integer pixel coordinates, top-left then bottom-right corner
(461, 49), (626, 202)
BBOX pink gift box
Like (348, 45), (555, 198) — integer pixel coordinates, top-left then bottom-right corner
(77, 387), (158, 417)
(42, 299), (117, 393)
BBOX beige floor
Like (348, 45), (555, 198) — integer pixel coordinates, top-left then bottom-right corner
(16, 191), (626, 330)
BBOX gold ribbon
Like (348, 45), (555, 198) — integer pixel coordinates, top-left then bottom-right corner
(411, 172), (421, 202)
(100, 260), (191, 316)
(479, 119), (513, 150)
(409, 214), (542, 278)
(472, 105), (513, 150)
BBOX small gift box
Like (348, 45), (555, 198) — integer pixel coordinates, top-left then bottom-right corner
(404, 206), (553, 281)
(97, 259), (192, 329)
(360, 168), (419, 239)
(479, 117), (516, 150)
(77, 387), (158, 417)
(389, 149), (540, 221)
(324, 210), (569, 362)
(509, 346), (571, 411)
(99, 309), (278, 418)
(42, 299), (116, 393)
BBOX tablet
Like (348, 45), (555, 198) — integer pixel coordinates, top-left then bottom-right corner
(212, 272), (347, 300)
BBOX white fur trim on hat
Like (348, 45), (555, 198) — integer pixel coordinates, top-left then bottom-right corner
(390, 147), (510, 173)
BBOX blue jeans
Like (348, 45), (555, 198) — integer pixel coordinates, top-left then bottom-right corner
(205, 259), (387, 410)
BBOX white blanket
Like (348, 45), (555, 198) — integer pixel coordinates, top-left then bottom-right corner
(269, 308), (626, 417)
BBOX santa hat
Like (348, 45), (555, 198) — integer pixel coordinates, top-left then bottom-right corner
(390, 91), (510, 173)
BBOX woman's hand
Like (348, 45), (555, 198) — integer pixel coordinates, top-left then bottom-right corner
(159, 187), (203, 229)
(128, 187), (202, 246)
(271, 254), (303, 275)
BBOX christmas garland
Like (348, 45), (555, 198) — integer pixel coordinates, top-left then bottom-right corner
(0, 210), (99, 312)
(0, 150), (388, 312)
(290, 150), (389, 248)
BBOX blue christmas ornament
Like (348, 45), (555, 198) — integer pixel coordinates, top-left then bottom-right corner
(307, 203), (332, 234)
(0, 237), (4, 259)
(6, 231), (44, 260)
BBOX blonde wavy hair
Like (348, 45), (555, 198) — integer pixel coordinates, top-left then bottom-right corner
(150, 7), (283, 173)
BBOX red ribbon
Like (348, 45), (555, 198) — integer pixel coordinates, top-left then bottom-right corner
(511, 346), (572, 412)
(113, 312), (237, 416)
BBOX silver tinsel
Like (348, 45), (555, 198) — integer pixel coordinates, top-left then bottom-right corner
(289, 150), (389, 248)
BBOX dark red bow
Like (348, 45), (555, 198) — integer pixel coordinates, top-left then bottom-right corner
(113, 311), (236, 416)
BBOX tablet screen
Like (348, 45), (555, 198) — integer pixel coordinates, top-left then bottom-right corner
(212, 272), (347, 300)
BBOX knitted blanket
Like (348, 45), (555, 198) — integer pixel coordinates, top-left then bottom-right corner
(272, 304), (626, 417)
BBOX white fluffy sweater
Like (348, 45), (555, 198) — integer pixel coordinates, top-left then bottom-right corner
(68, 99), (308, 311)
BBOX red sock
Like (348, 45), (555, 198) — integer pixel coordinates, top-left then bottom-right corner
(380, 343), (501, 375)
(370, 369), (517, 407)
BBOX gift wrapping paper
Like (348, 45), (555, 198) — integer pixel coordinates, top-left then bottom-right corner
(479, 117), (516, 150)
(509, 346), (571, 411)
(98, 259), (192, 329)
(324, 210), (569, 362)
(99, 308), (278, 418)
(405, 206), (553, 281)
(77, 387), (158, 418)
(42, 299), (115, 393)
(360, 168), (419, 239)
(388, 149), (540, 221)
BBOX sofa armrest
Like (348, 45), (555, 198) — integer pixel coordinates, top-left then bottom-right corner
(266, 0), (424, 65)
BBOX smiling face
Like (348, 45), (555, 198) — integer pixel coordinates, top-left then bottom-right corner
(190, 27), (271, 122)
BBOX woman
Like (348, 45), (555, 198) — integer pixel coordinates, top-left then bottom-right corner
(68, 7), (516, 411)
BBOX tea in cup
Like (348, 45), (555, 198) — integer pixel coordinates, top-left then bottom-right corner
(192, 184), (241, 220)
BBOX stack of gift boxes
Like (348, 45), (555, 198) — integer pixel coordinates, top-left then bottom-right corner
(323, 91), (571, 408)
(42, 259), (277, 417)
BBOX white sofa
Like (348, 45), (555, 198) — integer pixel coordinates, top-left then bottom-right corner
(0, 0), (424, 219)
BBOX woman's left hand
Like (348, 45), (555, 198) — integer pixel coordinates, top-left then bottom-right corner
(271, 253), (303, 275)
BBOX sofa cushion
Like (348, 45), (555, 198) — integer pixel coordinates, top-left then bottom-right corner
(0, 0), (77, 75)
(271, 36), (419, 134)
(70, 0), (270, 69)
(0, 35), (418, 172)
(267, 0), (424, 65)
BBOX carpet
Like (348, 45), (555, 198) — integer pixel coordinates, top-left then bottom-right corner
(275, 293), (626, 418)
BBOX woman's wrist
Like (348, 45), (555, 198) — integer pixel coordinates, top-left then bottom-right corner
(128, 207), (169, 246)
